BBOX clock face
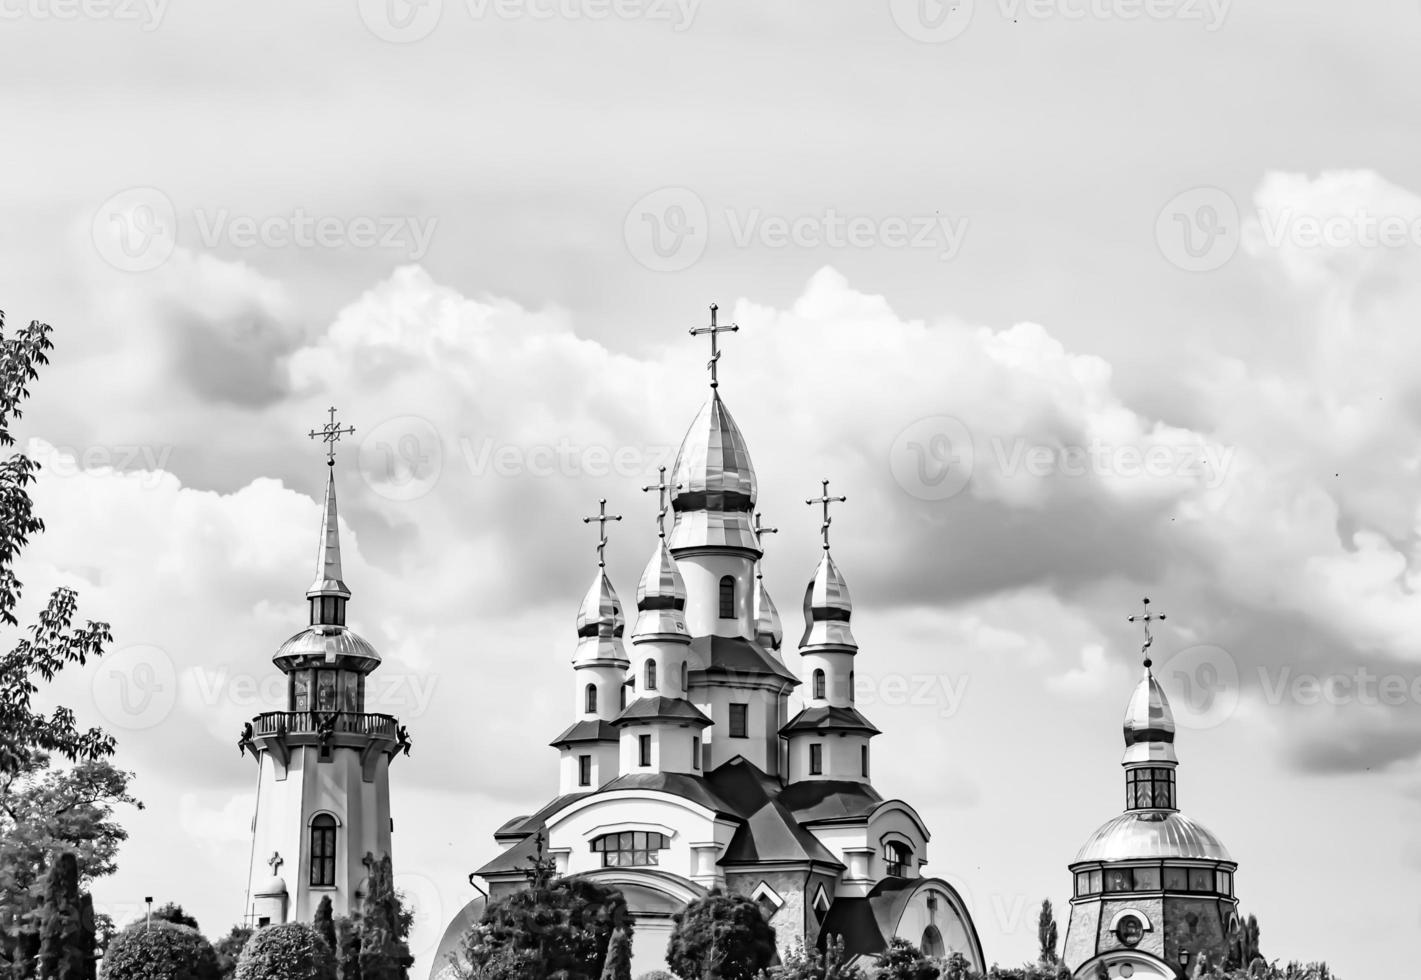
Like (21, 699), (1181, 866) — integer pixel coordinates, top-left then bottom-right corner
(1116, 915), (1145, 947)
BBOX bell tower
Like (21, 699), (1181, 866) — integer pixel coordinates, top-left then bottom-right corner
(239, 408), (410, 926)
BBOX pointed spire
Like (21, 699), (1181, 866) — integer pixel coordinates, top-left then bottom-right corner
(752, 512), (782, 652)
(800, 483), (856, 651)
(632, 540), (689, 640)
(307, 467), (351, 600)
(1122, 599), (1178, 767)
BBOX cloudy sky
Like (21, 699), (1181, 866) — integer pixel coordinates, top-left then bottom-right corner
(6, 0), (1420, 976)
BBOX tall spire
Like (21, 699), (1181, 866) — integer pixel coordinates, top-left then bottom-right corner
(635, 474), (689, 640)
(751, 512), (782, 652)
(576, 500), (628, 663)
(305, 408), (354, 623)
(800, 482), (856, 651)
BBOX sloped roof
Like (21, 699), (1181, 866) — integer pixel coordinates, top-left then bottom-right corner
(689, 634), (799, 685)
(599, 771), (739, 816)
(475, 832), (543, 877)
(723, 801), (843, 866)
(613, 696), (712, 727)
(817, 877), (918, 956)
(778, 779), (883, 823)
(548, 719), (619, 747)
(492, 791), (592, 843)
(781, 705), (881, 737)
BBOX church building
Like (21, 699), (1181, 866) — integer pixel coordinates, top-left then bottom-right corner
(433, 308), (985, 977)
(1062, 602), (1240, 979)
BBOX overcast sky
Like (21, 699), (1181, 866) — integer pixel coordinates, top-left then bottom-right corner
(5, 1), (1420, 977)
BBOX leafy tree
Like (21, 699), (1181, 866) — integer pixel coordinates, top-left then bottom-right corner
(0, 317), (113, 777)
(665, 889), (775, 980)
(599, 928), (631, 980)
(99, 921), (220, 980)
(332, 917), (361, 980)
(357, 856), (412, 980)
(234, 922), (335, 980)
(872, 938), (938, 980)
(37, 851), (84, 980)
(1035, 900), (1058, 966)
(771, 936), (864, 980)
(314, 898), (336, 957)
(76, 894), (96, 980)
(150, 905), (199, 932)
(460, 875), (631, 980)
(935, 952), (975, 980)
(212, 926), (253, 980)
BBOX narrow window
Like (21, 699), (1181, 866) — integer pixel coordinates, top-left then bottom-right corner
(585, 683), (598, 715)
(728, 703), (749, 738)
(619, 684), (628, 710)
(578, 754), (592, 787)
(884, 841), (912, 878)
(639, 734), (652, 767)
(310, 814), (337, 887)
(681, 662), (688, 692)
(645, 660), (657, 691)
(692, 736), (701, 770)
(719, 576), (735, 619)
(813, 669), (826, 700)
(861, 744), (869, 777)
(849, 670), (855, 702)
(809, 743), (823, 775)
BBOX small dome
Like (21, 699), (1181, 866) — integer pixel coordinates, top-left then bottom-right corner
(274, 625), (381, 669)
(255, 875), (288, 896)
(754, 576), (783, 652)
(800, 553), (857, 650)
(1075, 810), (1232, 863)
(575, 571), (628, 665)
(668, 393), (759, 553)
(1123, 667), (1177, 764)
(633, 541), (689, 639)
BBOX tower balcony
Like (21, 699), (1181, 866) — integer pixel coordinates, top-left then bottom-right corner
(240, 710), (410, 781)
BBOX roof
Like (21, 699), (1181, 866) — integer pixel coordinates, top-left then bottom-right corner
(816, 877), (918, 956)
(307, 468), (350, 599)
(548, 719), (619, 747)
(475, 832), (543, 877)
(777, 779), (883, 823)
(273, 625), (380, 668)
(1074, 810), (1233, 864)
(599, 771), (739, 816)
(689, 634), (799, 685)
(491, 792), (592, 843)
(614, 696), (712, 727)
(781, 705), (881, 737)
(1122, 666), (1178, 764)
(800, 553), (857, 650)
(723, 802), (843, 867)
(668, 393), (760, 554)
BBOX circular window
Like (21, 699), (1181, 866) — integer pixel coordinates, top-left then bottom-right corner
(1115, 914), (1145, 948)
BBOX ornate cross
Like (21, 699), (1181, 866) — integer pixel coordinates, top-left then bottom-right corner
(751, 511), (778, 579)
(805, 479), (846, 551)
(307, 406), (356, 466)
(689, 303), (739, 389)
(267, 852), (283, 875)
(1128, 597), (1167, 668)
(641, 466), (681, 539)
(582, 498), (623, 568)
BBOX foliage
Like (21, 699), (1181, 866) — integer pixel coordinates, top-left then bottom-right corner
(768, 936), (864, 980)
(935, 952), (975, 980)
(358, 855), (412, 980)
(665, 889), (776, 980)
(634, 974), (676, 980)
(1226, 914), (1264, 973)
(212, 927), (253, 980)
(975, 965), (1070, 980)
(77, 894), (97, 980)
(460, 875), (631, 980)
(37, 852), (84, 980)
(99, 921), (220, 980)
(1193, 962), (1336, 980)
(333, 917), (361, 980)
(314, 899), (336, 960)
(234, 923), (335, 980)
(0, 317), (114, 777)
(872, 939), (938, 980)
(150, 907), (199, 933)
(599, 929), (632, 980)
(1035, 901), (1057, 966)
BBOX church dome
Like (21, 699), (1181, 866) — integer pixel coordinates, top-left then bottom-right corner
(1074, 810), (1233, 863)
(754, 576), (783, 652)
(255, 875), (288, 897)
(273, 625), (381, 670)
(575, 570), (629, 665)
(800, 553), (857, 650)
(1122, 667), (1178, 764)
(668, 393), (760, 554)
(633, 541), (689, 639)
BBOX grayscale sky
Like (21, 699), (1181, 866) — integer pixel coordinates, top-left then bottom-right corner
(5, 1), (1418, 977)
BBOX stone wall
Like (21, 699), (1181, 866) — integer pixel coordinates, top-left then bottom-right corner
(725, 869), (811, 956)
(1063, 899), (1101, 969)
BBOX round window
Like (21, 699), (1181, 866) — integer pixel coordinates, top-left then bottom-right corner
(1115, 914), (1145, 948)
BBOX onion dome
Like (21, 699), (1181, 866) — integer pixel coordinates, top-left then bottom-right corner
(1123, 666), (1178, 764)
(633, 541), (689, 640)
(668, 393), (759, 553)
(799, 553), (857, 651)
(754, 576), (783, 652)
(1075, 811), (1233, 863)
(575, 571), (629, 665)
(307, 469), (350, 599)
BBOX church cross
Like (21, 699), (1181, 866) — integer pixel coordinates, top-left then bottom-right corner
(751, 511), (778, 579)
(689, 303), (739, 389)
(1128, 597), (1167, 669)
(267, 852), (283, 875)
(307, 406), (356, 466)
(582, 498), (623, 568)
(805, 479), (846, 551)
(641, 466), (681, 539)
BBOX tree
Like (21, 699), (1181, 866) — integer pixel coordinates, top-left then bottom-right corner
(314, 899), (336, 963)
(36, 852), (84, 980)
(213, 926), (253, 980)
(1036, 900), (1058, 966)
(772, 937), (864, 980)
(151, 905), (199, 932)
(332, 917), (361, 980)
(234, 923), (335, 980)
(357, 856), (412, 980)
(99, 921), (220, 980)
(76, 894), (97, 980)
(665, 890), (775, 980)
(0, 317), (114, 777)
(599, 929), (631, 980)
(872, 938), (938, 980)
(461, 874), (631, 980)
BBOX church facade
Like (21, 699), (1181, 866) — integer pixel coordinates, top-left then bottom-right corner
(433, 310), (985, 977)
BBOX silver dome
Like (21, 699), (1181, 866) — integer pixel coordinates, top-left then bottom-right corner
(1074, 810), (1233, 864)
(274, 625), (381, 667)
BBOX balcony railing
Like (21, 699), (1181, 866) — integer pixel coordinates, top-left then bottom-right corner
(250, 711), (398, 740)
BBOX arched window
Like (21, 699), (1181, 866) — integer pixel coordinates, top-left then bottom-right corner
(619, 684), (628, 710)
(645, 660), (657, 691)
(884, 840), (912, 877)
(921, 925), (945, 959)
(310, 814), (337, 887)
(719, 576), (735, 619)
(590, 831), (670, 868)
(584, 683), (598, 715)
(813, 669), (826, 699)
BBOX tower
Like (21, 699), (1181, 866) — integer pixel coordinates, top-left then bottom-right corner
(1062, 600), (1239, 980)
(239, 408), (408, 926)
(782, 481), (879, 782)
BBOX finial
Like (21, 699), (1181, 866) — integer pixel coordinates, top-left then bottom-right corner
(689, 302), (739, 389)
(1128, 597), (1166, 669)
(805, 479), (846, 551)
(582, 498), (623, 568)
(308, 406), (356, 466)
(751, 511), (778, 579)
(641, 466), (682, 539)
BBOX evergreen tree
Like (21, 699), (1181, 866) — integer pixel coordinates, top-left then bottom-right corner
(150, 904), (200, 932)
(76, 894), (95, 980)
(36, 851), (84, 980)
(665, 890), (776, 980)
(1036, 899), (1058, 965)
(314, 898), (337, 962)
(214, 925), (254, 980)
(333, 916), (362, 980)
(599, 929), (631, 980)
(357, 856), (412, 980)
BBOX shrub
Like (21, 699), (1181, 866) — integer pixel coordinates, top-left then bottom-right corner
(634, 973), (676, 980)
(99, 921), (220, 980)
(666, 890), (776, 980)
(234, 922), (336, 980)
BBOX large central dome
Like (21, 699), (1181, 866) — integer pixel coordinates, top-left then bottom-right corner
(668, 392), (759, 553)
(1074, 810), (1232, 863)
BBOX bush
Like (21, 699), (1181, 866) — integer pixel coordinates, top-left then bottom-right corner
(463, 876), (632, 980)
(634, 973), (676, 980)
(99, 921), (220, 980)
(666, 890), (776, 980)
(234, 923), (336, 980)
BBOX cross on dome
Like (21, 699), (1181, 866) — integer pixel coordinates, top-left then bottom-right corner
(307, 406), (355, 466)
(1128, 597), (1167, 668)
(689, 303), (739, 389)
(582, 498), (623, 568)
(806, 479), (846, 551)
(642, 466), (681, 539)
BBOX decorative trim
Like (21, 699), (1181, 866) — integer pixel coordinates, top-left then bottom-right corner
(750, 880), (784, 911)
(1109, 907), (1154, 932)
(307, 809), (343, 827)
